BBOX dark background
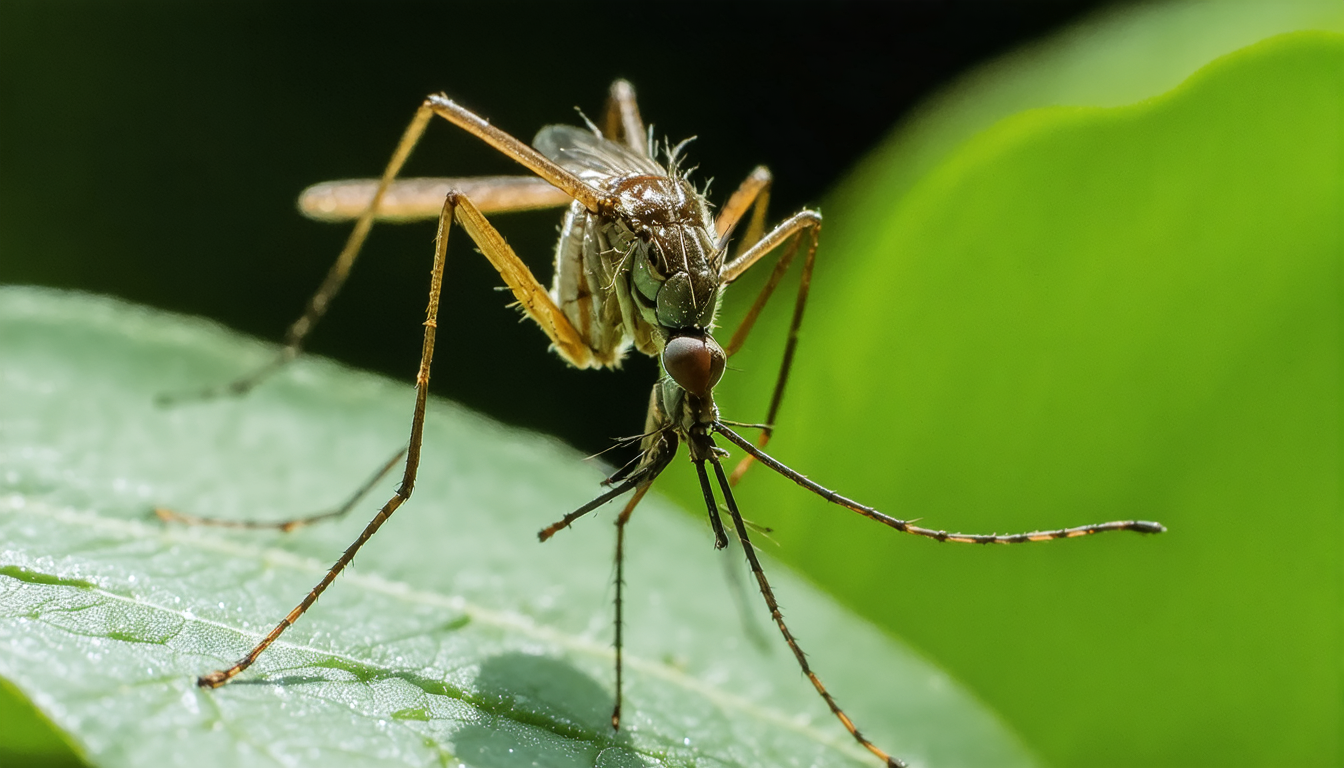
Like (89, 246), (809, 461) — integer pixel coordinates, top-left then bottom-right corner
(0, 0), (1118, 456)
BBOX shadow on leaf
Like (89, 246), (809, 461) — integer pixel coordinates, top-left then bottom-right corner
(452, 652), (652, 768)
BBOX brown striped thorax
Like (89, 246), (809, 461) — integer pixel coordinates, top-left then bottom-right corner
(615, 174), (722, 332)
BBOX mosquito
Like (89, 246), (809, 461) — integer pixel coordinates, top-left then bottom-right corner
(159, 80), (1165, 768)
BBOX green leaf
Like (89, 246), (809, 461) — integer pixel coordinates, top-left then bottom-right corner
(689, 24), (1343, 768)
(828, 0), (1344, 234)
(0, 676), (84, 768)
(0, 287), (1035, 768)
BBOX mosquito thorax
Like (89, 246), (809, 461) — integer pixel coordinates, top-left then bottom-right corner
(611, 175), (700, 230)
(612, 175), (721, 331)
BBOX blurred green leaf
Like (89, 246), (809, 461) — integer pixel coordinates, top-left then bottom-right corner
(692, 24), (1342, 768)
(0, 676), (84, 768)
(0, 287), (1035, 768)
(830, 0), (1344, 240)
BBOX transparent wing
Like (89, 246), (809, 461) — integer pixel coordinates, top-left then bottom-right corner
(533, 125), (664, 187)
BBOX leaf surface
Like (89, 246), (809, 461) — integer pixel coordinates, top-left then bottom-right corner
(0, 288), (1034, 768)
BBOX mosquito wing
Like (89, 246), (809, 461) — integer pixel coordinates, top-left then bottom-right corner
(533, 125), (665, 188)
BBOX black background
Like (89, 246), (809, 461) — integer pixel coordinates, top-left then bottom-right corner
(1, 0), (1119, 455)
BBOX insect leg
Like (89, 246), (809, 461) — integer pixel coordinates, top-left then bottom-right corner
(536, 477), (642, 542)
(609, 456), (761, 732)
(707, 456), (906, 768)
(536, 473), (658, 731)
(450, 195), (600, 365)
(196, 190), (455, 688)
(714, 422), (1167, 543)
(155, 445), (407, 531)
(424, 95), (609, 213)
(718, 211), (823, 483)
(302, 77), (644, 224)
(539, 386), (679, 541)
(158, 105), (438, 405)
(197, 184), (608, 687)
(163, 95), (612, 404)
(601, 79), (647, 156)
(166, 180), (600, 532)
(714, 165), (773, 258)
(611, 483), (652, 730)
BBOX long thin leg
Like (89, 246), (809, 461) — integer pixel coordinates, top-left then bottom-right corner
(714, 423), (1167, 542)
(425, 94), (610, 213)
(159, 105), (437, 405)
(534, 467), (658, 731)
(610, 483), (651, 729)
(602, 79), (647, 157)
(163, 94), (613, 405)
(196, 192), (452, 688)
(199, 185), (605, 687)
(166, 182), (598, 535)
(303, 80), (638, 225)
(448, 192), (595, 366)
(155, 446), (407, 531)
(708, 456), (904, 768)
(722, 217), (809, 357)
(696, 460), (730, 550)
(713, 166), (773, 258)
(536, 477), (642, 542)
(716, 211), (823, 483)
(539, 393), (678, 542)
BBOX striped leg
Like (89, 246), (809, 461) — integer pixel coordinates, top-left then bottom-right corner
(716, 210), (823, 484)
(707, 456), (906, 768)
(156, 446), (406, 532)
(197, 183), (600, 687)
(713, 423), (1166, 543)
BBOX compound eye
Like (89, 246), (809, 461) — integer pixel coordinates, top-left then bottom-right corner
(662, 334), (727, 397)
